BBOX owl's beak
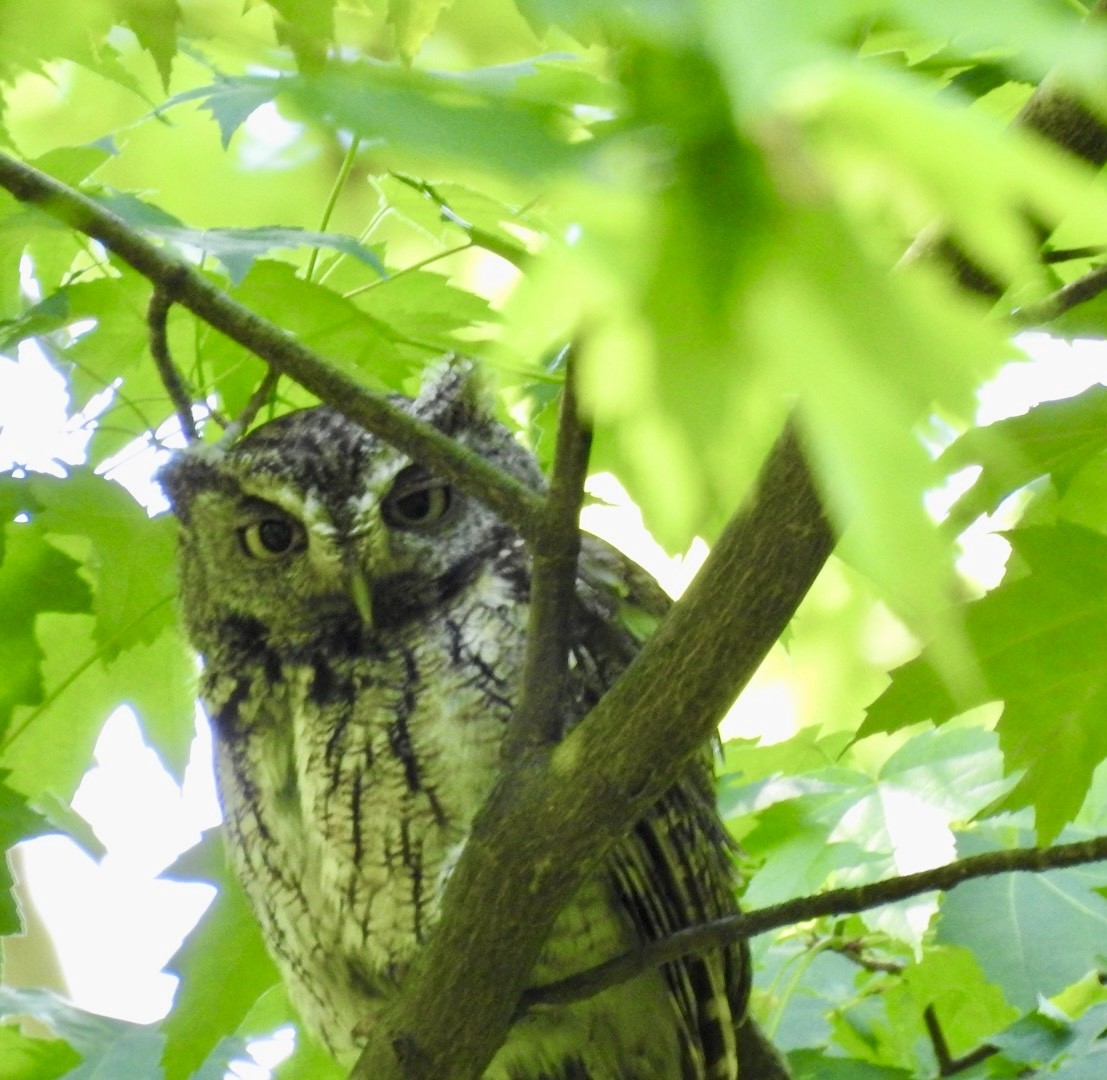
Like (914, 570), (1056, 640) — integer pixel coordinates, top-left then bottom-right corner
(347, 566), (374, 628)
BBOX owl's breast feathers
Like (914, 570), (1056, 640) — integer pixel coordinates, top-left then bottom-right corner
(201, 536), (747, 1079)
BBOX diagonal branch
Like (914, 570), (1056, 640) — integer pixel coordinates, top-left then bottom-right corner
(351, 419), (835, 1080)
(226, 368), (282, 439)
(521, 832), (1107, 1010)
(1014, 262), (1107, 326)
(0, 152), (543, 541)
(901, 0), (1107, 294)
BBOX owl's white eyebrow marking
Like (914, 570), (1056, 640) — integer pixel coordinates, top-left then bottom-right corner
(345, 488), (383, 521)
(300, 491), (340, 539)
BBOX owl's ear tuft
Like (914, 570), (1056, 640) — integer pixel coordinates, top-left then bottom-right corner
(157, 446), (227, 524)
(411, 354), (487, 436)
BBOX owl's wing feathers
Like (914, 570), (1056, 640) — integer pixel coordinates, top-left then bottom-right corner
(572, 538), (748, 1080)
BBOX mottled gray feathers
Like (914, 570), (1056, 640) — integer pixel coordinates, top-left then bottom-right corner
(162, 362), (749, 1079)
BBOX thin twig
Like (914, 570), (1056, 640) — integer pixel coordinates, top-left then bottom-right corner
(222, 368), (281, 442)
(824, 937), (904, 975)
(146, 286), (198, 443)
(924, 1005), (999, 1076)
(924, 1005), (955, 1075)
(306, 135), (361, 282)
(1043, 245), (1107, 264)
(1014, 262), (1107, 325)
(520, 832), (1107, 1011)
(505, 345), (593, 757)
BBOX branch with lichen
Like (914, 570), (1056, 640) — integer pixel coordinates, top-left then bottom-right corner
(0, 151), (543, 541)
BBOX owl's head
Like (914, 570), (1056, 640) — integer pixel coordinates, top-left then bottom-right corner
(159, 361), (543, 655)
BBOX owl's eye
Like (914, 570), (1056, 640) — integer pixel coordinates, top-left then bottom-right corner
(382, 467), (453, 529)
(239, 517), (305, 559)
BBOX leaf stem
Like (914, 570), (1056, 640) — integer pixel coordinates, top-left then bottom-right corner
(306, 136), (361, 282)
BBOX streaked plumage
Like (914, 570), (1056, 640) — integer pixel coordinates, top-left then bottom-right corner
(160, 363), (758, 1078)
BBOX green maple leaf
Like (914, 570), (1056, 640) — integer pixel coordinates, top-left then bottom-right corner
(862, 523), (1107, 840)
(0, 520), (92, 732)
(161, 830), (282, 1080)
(941, 385), (1107, 531)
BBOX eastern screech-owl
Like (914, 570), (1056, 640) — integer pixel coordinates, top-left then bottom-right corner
(160, 362), (754, 1080)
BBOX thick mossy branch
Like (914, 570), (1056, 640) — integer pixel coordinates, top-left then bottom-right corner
(351, 422), (835, 1080)
(0, 153), (542, 540)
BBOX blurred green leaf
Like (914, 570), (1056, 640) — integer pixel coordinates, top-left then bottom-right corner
(2, 608), (194, 799)
(161, 829), (281, 1080)
(389, 0), (454, 60)
(287, 62), (583, 177)
(887, 0), (1105, 85)
(892, 946), (1019, 1059)
(738, 727), (1007, 945)
(238, 986), (343, 1080)
(863, 523), (1107, 839)
(0, 774), (50, 935)
(787, 1049), (914, 1079)
(119, 0), (182, 88)
(0, 986), (160, 1076)
(990, 1010), (1076, 1066)
(0, 1025), (81, 1080)
(201, 260), (421, 394)
(788, 66), (1107, 293)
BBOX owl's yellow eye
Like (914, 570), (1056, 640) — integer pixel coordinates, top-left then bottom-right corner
(239, 517), (305, 559)
(382, 467), (453, 529)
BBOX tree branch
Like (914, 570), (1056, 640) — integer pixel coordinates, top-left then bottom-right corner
(146, 287), (198, 443)
(901, 0), (1107, 296)
(351, 419), (835, 1079)
(924, 1005), (999, 1077)
(1014, 262), (1107, 326)
(1014, 0), (1107, 172)
(521, 833), (1107, 1011)
(225, 368), (282, 439)
(0, 152), (543, 540)
(504, 345), (592, 758)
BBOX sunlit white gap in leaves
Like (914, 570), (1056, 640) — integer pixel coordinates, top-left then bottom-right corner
(930, 333), (1107, 592)
(2, 332), (1106, 1074)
